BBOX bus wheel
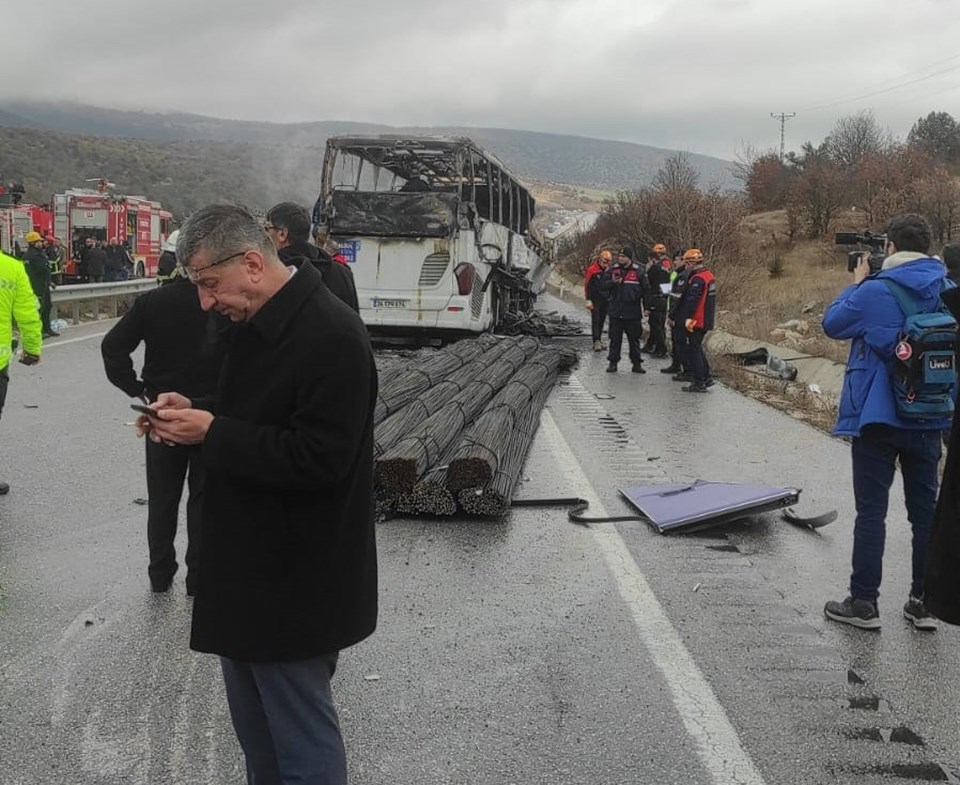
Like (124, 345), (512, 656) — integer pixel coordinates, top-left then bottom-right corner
(136, 262), (145, 278)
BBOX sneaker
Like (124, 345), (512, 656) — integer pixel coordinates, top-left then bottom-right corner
(600, 341), (608, 350)
(705, 378), (716, 388)
(593, 340), (603, 352)
(672, 373), (692, 382)
(660, 365), (681, 374)
(903, 596), (938, 631)
(681, 383), (708, 393)
(42, 330), (60, 338)
(631, 364), (646, 374)
(824, 596), (881, 630)
(0, 482), (9, 495)
(606, 363), (617, 373)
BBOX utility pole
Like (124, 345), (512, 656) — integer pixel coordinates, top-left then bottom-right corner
(770, 112), (796, 162)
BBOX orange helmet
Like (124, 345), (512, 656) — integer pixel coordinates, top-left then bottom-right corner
(599, 250), (613, 262)
(653, 243), (667, 254)
(682, 248), (704, 263)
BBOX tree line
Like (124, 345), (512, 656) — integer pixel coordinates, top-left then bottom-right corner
(740, 110), (960, 243)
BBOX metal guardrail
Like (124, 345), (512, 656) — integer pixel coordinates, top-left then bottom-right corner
(51, 279), (158, 324)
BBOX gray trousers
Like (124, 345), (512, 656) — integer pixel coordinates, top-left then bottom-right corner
(220, 653), (346, 785)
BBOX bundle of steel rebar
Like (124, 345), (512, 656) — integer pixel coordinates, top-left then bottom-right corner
(445, 351), (561, 492)
(374, 338), (514, 457)
(375, 338), (539, 494)
(498, 310), (584, 338)
(373, 337), (494, 425)
(458, 377), (554, 516)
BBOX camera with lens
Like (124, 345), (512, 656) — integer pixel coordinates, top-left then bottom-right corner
(835, 231), (888, 274)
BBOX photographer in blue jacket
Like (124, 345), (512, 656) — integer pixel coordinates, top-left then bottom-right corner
(822, 213), (951, 632)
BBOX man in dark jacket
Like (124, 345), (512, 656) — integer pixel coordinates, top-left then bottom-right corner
(81, 237), (107, 283)
(584, 249), (612, 351)
(664, 254), (692, 376)
(643, 244), (671, 358)
(142, 205), (377, 784)
(601, 245), (649, 373)
(23, 231), (56, 337)
(102, 269), (224, 595)
(942, 243), (960, 284)
(265, 201), (359, 312)
(672, 249), (716, 392)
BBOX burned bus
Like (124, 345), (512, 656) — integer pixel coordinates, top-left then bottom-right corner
(313, 135), (551, 335)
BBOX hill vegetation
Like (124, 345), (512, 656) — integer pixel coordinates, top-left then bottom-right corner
(0, 101), (735, 217)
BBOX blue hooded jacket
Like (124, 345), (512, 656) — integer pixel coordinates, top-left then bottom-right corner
(823, 255), (951, 437)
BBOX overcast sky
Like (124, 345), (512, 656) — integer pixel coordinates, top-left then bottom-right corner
(5, 0), (960, 160)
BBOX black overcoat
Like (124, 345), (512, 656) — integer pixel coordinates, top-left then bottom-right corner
(190, 262), (378, 661)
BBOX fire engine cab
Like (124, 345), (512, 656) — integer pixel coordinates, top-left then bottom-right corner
(0, 184), (52, 256)
(52, 180), (173, 280)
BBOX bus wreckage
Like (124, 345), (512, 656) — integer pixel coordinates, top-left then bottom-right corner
(313, 135), (553, 336)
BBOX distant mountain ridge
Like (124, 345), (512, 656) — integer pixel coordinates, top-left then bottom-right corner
(0, 101), (735, 216)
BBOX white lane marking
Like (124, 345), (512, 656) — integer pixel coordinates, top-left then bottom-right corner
(539, 409), (768, 785)
(43, 330), (110, 348)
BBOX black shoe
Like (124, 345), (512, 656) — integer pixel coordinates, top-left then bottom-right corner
(660, 365), (681, 374)
(151, 576), (174, 593)
(606, 363), (618, 373)
(0, 482), (9, 495)
(824, 596), (881, 630)
(672, 373), (692, 382)
(641, 347), (654, 354)
(42, 330), (60, 338)
(681, 384), (708, 393)
(903, 596), (938, 631)
(653, 352), (670, 359)
(705, 378), (716, 388)
(631, 364), (646, 374)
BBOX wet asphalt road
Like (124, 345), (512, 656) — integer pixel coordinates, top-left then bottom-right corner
(1, 302), (959, 785)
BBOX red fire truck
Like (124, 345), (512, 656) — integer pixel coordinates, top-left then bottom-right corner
(0, 201), (54, 256)
(51, 180), (173, 280)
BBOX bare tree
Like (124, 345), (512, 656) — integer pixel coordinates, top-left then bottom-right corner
(822, 110), (892, 171)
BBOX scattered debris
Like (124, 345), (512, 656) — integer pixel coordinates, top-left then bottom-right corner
(498, 310), (584, 337)
(132, 498), (148, 506)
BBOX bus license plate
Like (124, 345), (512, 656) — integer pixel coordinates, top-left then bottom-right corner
(371, 297), (409, 309)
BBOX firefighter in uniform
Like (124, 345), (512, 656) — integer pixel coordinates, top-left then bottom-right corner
(23, 231), (57, 337)
(673, 249), (716, 392)
(0, 250), (42, 495)
(584, 249), (612, 351)
(643, 244), (671, 357)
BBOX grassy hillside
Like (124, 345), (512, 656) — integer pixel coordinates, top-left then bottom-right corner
(0, 101), (736, 211)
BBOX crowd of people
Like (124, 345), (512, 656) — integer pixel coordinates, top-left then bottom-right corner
(583, 243), (717, 392)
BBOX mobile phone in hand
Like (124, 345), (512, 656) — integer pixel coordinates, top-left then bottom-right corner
(130, 403), (159, 418)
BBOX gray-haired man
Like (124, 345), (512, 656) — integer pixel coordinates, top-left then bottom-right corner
(140, 205), (378, 784)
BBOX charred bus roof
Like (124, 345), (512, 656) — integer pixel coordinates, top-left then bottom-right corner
(323, 135), (535, 207)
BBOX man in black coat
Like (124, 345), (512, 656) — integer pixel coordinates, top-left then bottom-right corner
(81, 237), (107, 283)
(142, 205), (377, 784)
(102, 271), (224, 595)
(265, 201), (359, 312)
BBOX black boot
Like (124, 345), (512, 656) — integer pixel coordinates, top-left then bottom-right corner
(660, 364), (681, 374)
(631, 364), (646, 374)
(606, 363), (618, 373)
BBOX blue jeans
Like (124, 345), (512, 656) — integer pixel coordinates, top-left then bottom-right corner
(850, 425), (942, 604)
(220, 653), (346, 785)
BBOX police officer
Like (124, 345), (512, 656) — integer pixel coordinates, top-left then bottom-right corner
(601, 245), (650, 373)
(0, 249), (42, 495)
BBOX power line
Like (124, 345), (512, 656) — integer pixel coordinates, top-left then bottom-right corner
(801, 61), (960, 113)
(796, 51), (960, 112)
(771, 112), (796, 161)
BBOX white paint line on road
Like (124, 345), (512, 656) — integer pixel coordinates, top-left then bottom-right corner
(43, 330), (110, 348)
(538, 409), (768, 785)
